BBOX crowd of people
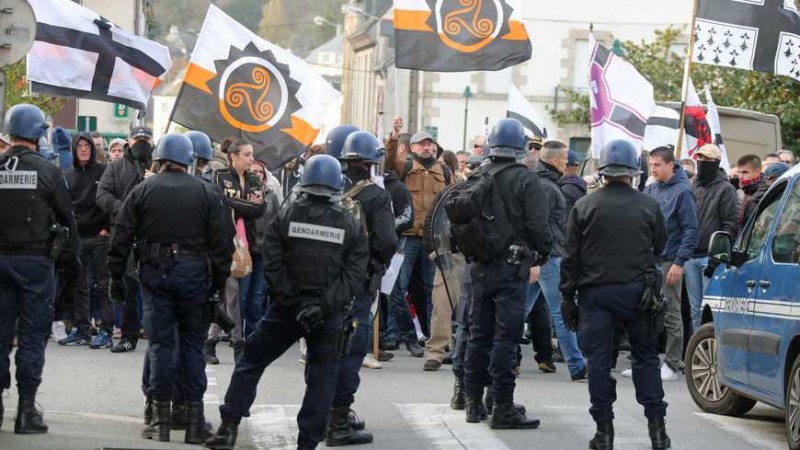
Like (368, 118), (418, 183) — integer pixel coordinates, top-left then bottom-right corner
(0, 100), (797, 449)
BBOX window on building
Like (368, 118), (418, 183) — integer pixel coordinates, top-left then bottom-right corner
(319, 53), (334, 65)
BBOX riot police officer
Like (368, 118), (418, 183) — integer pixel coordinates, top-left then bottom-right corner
(108, 133), (231, 444)
(0, 104), (80, 434)
(326, 128), (398, 446)
(560, 140), (670, 450)
(186, 130), (214, 178)
(460, 118), (552, 429)
(205, 154), (369, 450)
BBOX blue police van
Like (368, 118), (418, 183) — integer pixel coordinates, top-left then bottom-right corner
(686, 164), (800, 449)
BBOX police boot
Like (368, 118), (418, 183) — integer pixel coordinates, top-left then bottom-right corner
(450, 371), (466, 410)
(205, 421), (238, 450)
(205, 337), (220, 365)
(465, 389), (487, 423)
(142, 400), (170, 442)
(484, 389), (526, 416)
(185, 402), (213, 444)
(171, 401), (187, 430)
(589, 421), (614, 450)
(325, 406), (373, 447)
(348, 408), (365, 431)
(143, 396), (153, 425)
(648, 418), (671, 449)
(489, 400), (540, 430)
(14, 394), (48, 434)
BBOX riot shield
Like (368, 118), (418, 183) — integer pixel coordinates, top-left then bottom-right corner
(430, 189), (466, 313)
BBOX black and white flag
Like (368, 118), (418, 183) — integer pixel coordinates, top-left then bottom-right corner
(693, 0), (800, 80)
(506, 83), (547, 138)
(26, 0), (171, 110)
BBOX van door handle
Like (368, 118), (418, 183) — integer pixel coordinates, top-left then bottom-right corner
(759, 280), (771, 289)
(745, 280), (756, 288)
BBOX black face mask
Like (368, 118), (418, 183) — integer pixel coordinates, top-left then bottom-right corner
(696, 160), (721, 185)
(742, 181), (761, 196)
(130, 141), (153, 162)
(413, 154), (436, 168)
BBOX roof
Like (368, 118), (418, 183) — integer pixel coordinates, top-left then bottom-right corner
(305, 34), (343, 63)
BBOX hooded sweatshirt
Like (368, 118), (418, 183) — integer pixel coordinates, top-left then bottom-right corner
(644, 163), (699, 266)
(64, 133), (109, 238)
(52, 127), (73, 171)
(559, 174), (588, 219)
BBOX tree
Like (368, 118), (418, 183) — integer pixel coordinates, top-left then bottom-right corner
(258, 0), (343, 57)
(4, 60), (67, 117)
(551, 27), (800, 153)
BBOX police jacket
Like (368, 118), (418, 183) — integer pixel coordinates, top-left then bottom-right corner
(535, 161), (567, 257)
(108, 170), (232, 287)
(64, 133), (109, 238)
(96, 145), (149, 224)
(0, 145), (80, 272)
(263, 195), (369, 316)
(489, 160), (553, 261)
(384, 170), (414, 235)
(213, 168), (266, 251)
(346, 169), (399, 293)
(692, 169), (739, 257)
(560, 182), (667, 300)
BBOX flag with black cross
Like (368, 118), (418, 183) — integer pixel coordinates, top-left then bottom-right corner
(26, 0), (171, 111)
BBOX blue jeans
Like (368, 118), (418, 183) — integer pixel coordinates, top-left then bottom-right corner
(684, 257), (709, 333)
(528, 257), (586, 376)
(387, 236), (436, 343)
(238, 254), (266, 339)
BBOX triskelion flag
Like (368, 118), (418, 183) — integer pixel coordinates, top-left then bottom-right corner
(507, 83), (547, 138)
(692, 0), (800, 81)
(172, 5), (340, 169)
(394, 0), (531, 72)
(26, 0), (170, 110)
(589, 34), (656, 158)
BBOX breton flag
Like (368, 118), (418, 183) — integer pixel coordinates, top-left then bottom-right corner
(26, 0), (171, 111)
(171, 5), (340, 169)
(506, 83), (547, 138)
(642, 106), (680, 151)
(692, 0), (800, 81)
(589, 34), (656, 158)
(393, 0), (531, 72)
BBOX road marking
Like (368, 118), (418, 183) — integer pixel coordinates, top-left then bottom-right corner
(242, 404), (301, 450)
(397, 403), (511, 450)
(541, 404), (651, 448)
(204, 366), (221, 405)
(695, 412), (786, 449)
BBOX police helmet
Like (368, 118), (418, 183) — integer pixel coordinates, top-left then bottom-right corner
(4, 104), (48, 142)
(598, 140), (641, 177)
(487, 118), (526, 160)
(325, 125), (360, 159)
(298, 154), (345, 198)
(153, 133), (194, 167)
(185, 131), (214, 161)
(340, 131), (384, 163)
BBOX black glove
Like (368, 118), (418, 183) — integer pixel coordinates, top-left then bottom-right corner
(109, 276), (125, 303)
(561, 299), (580, 332)
(295, 303), (325, 334)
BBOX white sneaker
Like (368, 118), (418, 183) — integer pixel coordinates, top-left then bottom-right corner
(362, 354), (382, 369)
(661, 364), (678, 381)
(51, 321), (67, 342)
(621, 368), (633, 377)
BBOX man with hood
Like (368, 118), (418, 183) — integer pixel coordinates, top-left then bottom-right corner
(643, 147), (699, 381)
(559, 151), (587, 218)
(62, 133), (113, 348)
(97, 126), (155, 353)
(52, 127), (72, 171)
(684, 145), (738, 333)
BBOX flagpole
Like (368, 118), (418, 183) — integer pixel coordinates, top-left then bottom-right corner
(676, 0), (700, 157)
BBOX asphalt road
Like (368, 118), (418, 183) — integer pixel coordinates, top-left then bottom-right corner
(0, 341), (788, 450)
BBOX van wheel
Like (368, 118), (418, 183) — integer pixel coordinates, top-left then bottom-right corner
(685, 323), (756, 416)
(786, 355), (800, 450)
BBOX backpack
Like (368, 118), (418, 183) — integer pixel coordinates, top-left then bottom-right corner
(444, 163), (522, 263)
(342, 179), (372, 235)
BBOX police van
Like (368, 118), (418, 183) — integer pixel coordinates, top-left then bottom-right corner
(686, 164), (800, 449)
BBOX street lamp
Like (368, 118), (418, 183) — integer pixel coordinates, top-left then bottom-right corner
(462, 86), (474, 151)
(313, 16), (342, 35)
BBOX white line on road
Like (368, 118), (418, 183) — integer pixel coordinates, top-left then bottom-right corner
(694, 412), (786, 449)
(243, 404), (301, 450)
(397, 403), (511, 450)
(205, 366), (221, 405)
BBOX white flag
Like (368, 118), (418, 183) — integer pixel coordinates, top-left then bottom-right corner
(506, 84), (548, 138)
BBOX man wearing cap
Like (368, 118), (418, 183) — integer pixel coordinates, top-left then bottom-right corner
(559, 151), (587, 218)
(97, 125), (155, 354)
(685, 144), (738, 333)
(386, 118), (454, 358)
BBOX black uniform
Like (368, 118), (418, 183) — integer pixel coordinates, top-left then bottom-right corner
(465, 161), (552, 416)
(560, 181), (668, 425)
(218, 194), (368, 449)
(0, 145), (80, 398)
(109, 171), (231, 407)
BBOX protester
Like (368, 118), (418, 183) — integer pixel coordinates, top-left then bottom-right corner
(456, 150), (469, 176)
(108, 138), (126, 161)
(681, 158), (696, 179)
(472, 135), (487, 156)
(737, 154), (765, 228)
(52, 127), (73, 171)
(778, 150), (796, 166)
(91, 132), (107, 164)
(559, 150), (588, 218)
(763, 152), (781, 164)
(272, 156), (302, 200)
(442, 150), (465, 182)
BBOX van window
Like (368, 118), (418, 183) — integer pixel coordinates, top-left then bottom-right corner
(772, 182), (800, 264)
(742, 183), (786, 261)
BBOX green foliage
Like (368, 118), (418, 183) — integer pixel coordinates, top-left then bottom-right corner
(258, 0), (344, 57)
(551, 27), (800, 153)
(4, 60), (66, 117)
